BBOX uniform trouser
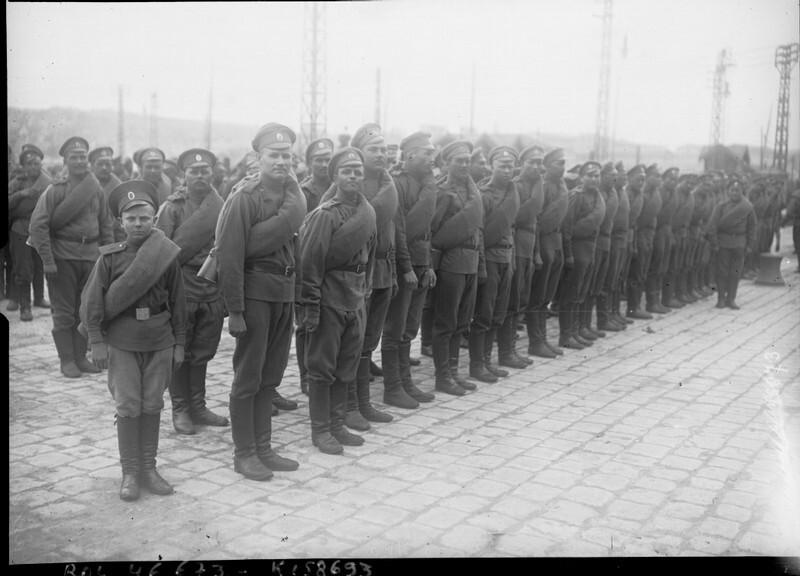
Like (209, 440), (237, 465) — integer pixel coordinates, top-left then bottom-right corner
(10, 232), (45, 300)
(664, 236), (685, 295)
(526, 241), (564, 313)
(589, 247), (610, 297)
(363, 286), (393, 355)
(306, 306), (366, 388)
(48, 258), (95, 332)
(646, 228), (671, 293)
(230, 299), (293, 400)
(184, 299), (225, 366)
(432, 271), (477, 379)
(295, 305), (308, 377)
(498, 257), (533, 354)
(420, 290), (435, 348)
(793, 225), (800, 260)
(559, 256), (594, 307)
(108, 346), (173, 418)
(714, 247), (745, 304)
(383, 265), (430, 351)
(470, 260), (512, 364)
(603, 245), (625, 296)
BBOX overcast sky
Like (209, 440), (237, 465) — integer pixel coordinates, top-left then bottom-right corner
(7, 0), (800, 151)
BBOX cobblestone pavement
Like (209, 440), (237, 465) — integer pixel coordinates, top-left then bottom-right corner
(8, 235), (800, 562)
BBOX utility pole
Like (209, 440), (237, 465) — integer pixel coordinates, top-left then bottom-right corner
(117, 85), (125, 158)
(205, 69), (213, 150)
(149, 92), (158, 147)
(593, 0), (612, 161)
(611, 34), (627, 159)
(375, 68), (381, 125)
(709, 49), (733, 146)
(772, 43), (799, 172)
(760, 107), (771, 171)
(469, 63), (476, 139)
(300, 2), (327, 153)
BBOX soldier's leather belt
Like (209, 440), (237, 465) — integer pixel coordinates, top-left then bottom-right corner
(245, 262), (295, 276)
(52, 233), (99, 244)
(375, 251), (392, 261)
(121, 303), (167, 319)
(334, 263), (367, 274)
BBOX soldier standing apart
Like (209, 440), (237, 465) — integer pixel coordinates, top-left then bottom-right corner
(8, 145), (52, 321)
(296, 138), (335, 395)
(301, 147), (377, 454)
(707, 178), (757, 310)
(469, 146), (520, 383)
(497, 145), (545, 368)
(382, 131), (439, 409)
(583, 162), (618, 339)
(525, 148), (570, 358)
(90, 146), (125, 242)
(29, 137), (113, 377)
(602, 161), (631, 330)
(155, 148), (229, 435)
(428, 141), (484, 395)
(215, 123), (305, 480)
(558, 162), (605, 349)
(81, 180), (185, 501)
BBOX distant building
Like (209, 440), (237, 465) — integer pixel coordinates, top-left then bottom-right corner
(699, 144), (751, 174)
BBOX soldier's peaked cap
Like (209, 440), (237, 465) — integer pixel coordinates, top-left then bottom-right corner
(328, 147), (365, 181)
(59, 137), (90, 158)
(108, 179), (159, 218)
(252, 123), (296, 152)
(178, 148), (216, 171)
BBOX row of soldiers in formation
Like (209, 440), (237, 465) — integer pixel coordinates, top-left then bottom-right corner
(5, 124), (792, 501)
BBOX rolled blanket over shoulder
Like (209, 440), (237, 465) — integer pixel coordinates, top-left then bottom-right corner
(515, 176), (545, 229)
(323, 169), (397, 230)
(538, 181), (569, 235)
(403, 175), (437, 243)
(245, 177), (307, 259)
(717, 197), (754, 233)
(49, 174), (104, 231)
(168, 188), (224, 265)
(324, 188), (377, 270)
(9, 171), (52, 221)
(571, 190), (606, 239)
(482, 181), (520, 248)
(432, 177), (483, 251)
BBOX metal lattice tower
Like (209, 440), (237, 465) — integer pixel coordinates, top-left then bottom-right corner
(772, 43), (799, 172)
(149, 92), (158, 147)
(300, 2), (327, 152)
(592, 0), (612, 161)
(117, 85), (125, 158)
(710, 49), (732, 146)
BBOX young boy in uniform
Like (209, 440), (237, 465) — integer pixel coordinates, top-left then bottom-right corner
(80, 180), (187, 501)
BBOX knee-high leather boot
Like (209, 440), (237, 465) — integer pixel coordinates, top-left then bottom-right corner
(139, 411), (174, 495)
(309, 383), (342, 454)
(169, 363), (195, 435)
(116, 415), (141, 501)
(399, 342), (434, 402)
(468, 330), (497, 382)
(189, 364), (229, 426)
(230, 396), (272, 480)
(357, 354), (393, 422)
(254, 387), (298, 471)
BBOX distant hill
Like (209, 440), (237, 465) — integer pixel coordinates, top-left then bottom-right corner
(8, 106), (798, 175)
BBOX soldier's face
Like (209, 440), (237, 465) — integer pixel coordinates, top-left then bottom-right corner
(646, 173), (662, 188)
(24, 157), (42, 180)
(492, 157), (515, 185)
(387, 149), (398, 164)
(545, 158), (565, 179)
(470, 156), (486, 180)
(362, 142), (387, 172)
(185, 163), (213, 194)
(405, 146), (436, 177)
(615, 170), (628, 189)
(600, 169), (616, 189)
(520, 157), (542, 181)
(65, 150), (88, 177)
(311, 153), (331, 181)
(582, 169), (601, 190)
(142, 159), (163, 183)
(336, 166), (365, 195)
(93, 158), (112, 182)
(447, 153), (471, 180)
(629, 171), (645, 188)
(259, 148), (292, 183)
(121, 203), (155, 243)
(664, 171), (678, 186)
(728, 184), (743, 203)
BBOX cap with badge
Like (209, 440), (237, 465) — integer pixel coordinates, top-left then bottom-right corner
(351, 123), (385, 150)
(88, 146), (114, 165)
(328, 147), (365, 180)
(252, 123), (296, 152)
(305, 138), (335, 166)
(470, 147), (485, 162)
(108, 180), (160, 218)
(519, 145), (545, 164)
(627, 164), (646, 177)
(645, 163), (661, 177)
(178, 148), (216, 172)
(59, 137), (90, 158)
(600, 161), (616, 175)
(487, 146), (518, 165)
(543, 148), (565, 165)
(134, 147), (166, 166)
(662, 167), (680, 179)
(579, 161), (603, 176)
(400, 131), (435, 155)
(440, 140), (474, 164)
(19, 144), (44, 165)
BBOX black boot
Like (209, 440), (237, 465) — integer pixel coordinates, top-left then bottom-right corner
(369, 360), (383, 377)
(468, 330), (497, 382)
(626, 284), (652, 319)
(541, 311), (563, 356)
(399, 342), (434, 403)
(254, 387), (298, 471)
(230, 396), (273, 480)
(188, 364), (229, 426)
(484, 328), (509, 378)
(52, 329), (81, 378)
(578, 299), (599, 341)
(308, 383), (342, 454)
(17, 281), (33, 322)
(449, 340), (476, 391)
(139, 412), (174, 495)
(381, 348), (419, 409)
(331, 379), (364, 447)
(296, 326), (309, 395)
(272, 388), (298, 411)
(116, 415), (141, 501)
(597, 293), (621, 331)
(498, 313), (528, 368)
(345, 373), (371, 431)
(585, 296), (606, 337)
(357, 355), (393, 423)
(433, 336), (465, 395)
(558, 305), (584, 349)
(169, 363), (196, 435)
(73, 328), (102, 373)
(526, 310), (556, 358)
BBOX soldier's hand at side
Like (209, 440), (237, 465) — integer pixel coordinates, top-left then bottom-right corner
(172, 346), (185, 372)
(478, 270), (488, 285)
(391, 281), (399, 299)
(565, 256), (575, 268)
(423, 268), (436, 289)
(228, 312), (247, 337)
(91, 342), (109, 370)
(534, 255), (544, 270)
(402, 270), (418, 287)
(44, 263), (58, 282)
(304, 307), (320, 333)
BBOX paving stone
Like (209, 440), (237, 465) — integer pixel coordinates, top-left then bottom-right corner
(543, 500), (599, 525)
(415, 506), (470, 529)
(563, 485), (615, 507)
